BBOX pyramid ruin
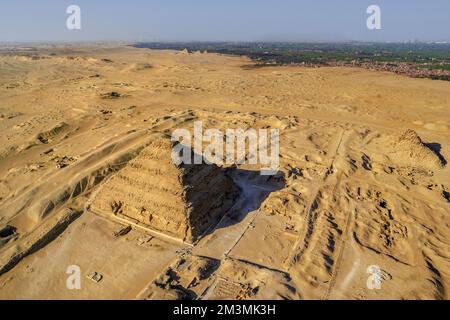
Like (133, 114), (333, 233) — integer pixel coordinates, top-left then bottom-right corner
(90, 134), (240, 243)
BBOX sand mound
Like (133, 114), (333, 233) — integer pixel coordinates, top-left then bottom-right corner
(91, 135), (239, 243)
(388, 129), (444, 169)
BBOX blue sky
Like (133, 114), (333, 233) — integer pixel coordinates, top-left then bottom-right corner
(1, 0), (449, 42)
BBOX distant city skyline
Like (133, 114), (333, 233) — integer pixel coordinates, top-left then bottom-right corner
(1, 0), (449, 43)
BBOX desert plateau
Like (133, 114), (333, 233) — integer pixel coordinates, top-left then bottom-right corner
(0, 45), (449, 300)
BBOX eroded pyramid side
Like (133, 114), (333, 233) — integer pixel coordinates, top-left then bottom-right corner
(91, 136), (239, 242)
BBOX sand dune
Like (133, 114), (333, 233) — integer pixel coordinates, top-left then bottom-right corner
(0, 46), (449, 300)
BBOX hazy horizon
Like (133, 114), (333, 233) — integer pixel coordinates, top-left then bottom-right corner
(1, 40), (450, 45)
(1, 0), (449, 43)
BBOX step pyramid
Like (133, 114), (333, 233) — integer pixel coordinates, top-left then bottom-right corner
(90, 134), (240, 243)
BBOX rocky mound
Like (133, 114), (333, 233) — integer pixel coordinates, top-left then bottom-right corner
(389, 129), (445, 170)
(91, 135), (239, 243)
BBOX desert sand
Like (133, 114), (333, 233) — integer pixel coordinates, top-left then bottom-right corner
(0, 45), (449, 300)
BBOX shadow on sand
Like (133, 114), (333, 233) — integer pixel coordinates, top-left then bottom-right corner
(426, 142), (447, 166)
(201, 167), (286, 238)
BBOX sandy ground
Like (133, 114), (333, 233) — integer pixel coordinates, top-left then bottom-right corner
(0, 45), (449, 300)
